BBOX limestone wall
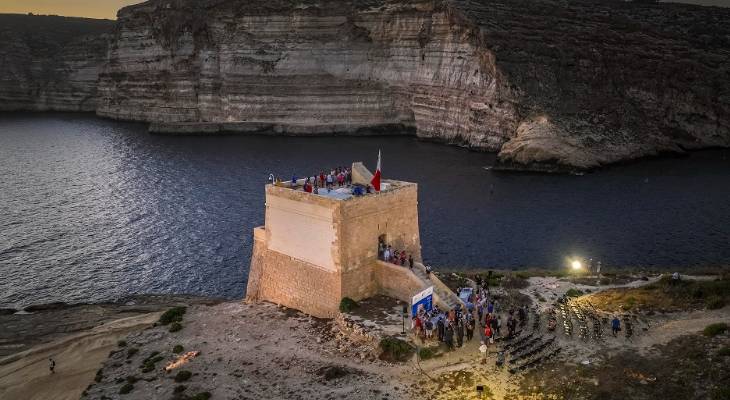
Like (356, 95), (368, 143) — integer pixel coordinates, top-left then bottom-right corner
(247, 227), (342, 317)
(373, 261), (425, 306)
(265, 191), (339, 272)
(339, 182), (421, 269)
(339, 182), (421, 301)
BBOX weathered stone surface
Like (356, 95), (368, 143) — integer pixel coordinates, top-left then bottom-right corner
(1, 0), (728, 169)
(0, 14), (113, 112)
(97, 0), (516, 152)
(247, 179), (424, 318)
(454, 0), (730, 169)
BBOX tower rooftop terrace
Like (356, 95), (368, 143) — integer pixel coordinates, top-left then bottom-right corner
(269, 179), (415, 202)
(271, 161), (414, 201)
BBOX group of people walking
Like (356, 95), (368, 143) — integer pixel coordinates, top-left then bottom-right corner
(412, 280), (531, 355)
(412, 304), (477, 350)
(378, 239), (414, 268)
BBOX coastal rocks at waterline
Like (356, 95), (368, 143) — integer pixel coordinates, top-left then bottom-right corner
(1, 0), (729, 170)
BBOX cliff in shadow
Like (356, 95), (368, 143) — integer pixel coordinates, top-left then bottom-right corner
(1, 1), (728, 170)
(452, 0), (730, 168)
(0, 14), (114, 112)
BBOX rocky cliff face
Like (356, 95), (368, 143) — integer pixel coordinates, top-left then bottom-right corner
(2, 1), (729, 170)
(452, 0), (730, 169)
(97, 0), (518, 151)
(0, 15), (114, 112)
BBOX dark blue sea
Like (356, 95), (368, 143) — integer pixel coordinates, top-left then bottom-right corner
(1, 114), (729, 308)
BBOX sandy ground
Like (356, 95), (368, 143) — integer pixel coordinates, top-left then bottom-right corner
(0, 312), (160, 400)
(2, 277), (727, 400)
(83, 302), (423, 400)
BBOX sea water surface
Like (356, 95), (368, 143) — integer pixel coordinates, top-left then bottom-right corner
(1, 114), (729, 308)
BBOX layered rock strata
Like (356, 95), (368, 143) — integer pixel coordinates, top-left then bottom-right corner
(97, 0), (517, 151)
(0, 15), (114, 112)
(452, 0), (730, 168)
(1, 1), (728, 170)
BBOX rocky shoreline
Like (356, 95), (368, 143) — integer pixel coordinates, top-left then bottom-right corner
(0, 295), (223, 357)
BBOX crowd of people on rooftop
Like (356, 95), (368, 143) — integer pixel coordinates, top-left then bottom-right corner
(270, 166), (376, 196)
(294, 166), (352, 194)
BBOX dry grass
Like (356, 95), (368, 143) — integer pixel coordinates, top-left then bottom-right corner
(588, 275), (730, 312)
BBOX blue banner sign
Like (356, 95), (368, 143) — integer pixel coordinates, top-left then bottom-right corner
(411, 286), (434, 316)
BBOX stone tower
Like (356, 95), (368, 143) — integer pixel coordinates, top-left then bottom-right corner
(245, 168), (422, 317)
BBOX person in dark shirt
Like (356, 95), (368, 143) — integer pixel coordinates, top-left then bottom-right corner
(465, 317), (474, 341)
(437, 317), (445, 342)
(445, 324), (454, 350)
(611, 316), (621, 336)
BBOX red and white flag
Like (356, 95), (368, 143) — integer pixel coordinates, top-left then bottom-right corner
(371, 150), (381, 191)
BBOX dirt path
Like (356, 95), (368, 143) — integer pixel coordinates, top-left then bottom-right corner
(631, 308), (730, 352)
(0, 313), (160, 400)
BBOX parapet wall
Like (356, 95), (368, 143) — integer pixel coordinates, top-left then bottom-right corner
(373, 261), (425, 305)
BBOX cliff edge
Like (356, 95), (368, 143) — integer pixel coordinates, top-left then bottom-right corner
(1, 0), (728, 170)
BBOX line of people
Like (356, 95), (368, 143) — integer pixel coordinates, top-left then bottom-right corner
(378, 240), (414, 269)
(412, 284), (531, 355)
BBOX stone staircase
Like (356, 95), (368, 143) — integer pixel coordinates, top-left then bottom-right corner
(411, 262), (463, 311)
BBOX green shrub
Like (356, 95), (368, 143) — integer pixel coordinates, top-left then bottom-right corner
(565, 288), (584, 298)
(169, 322), (183, 332)
(173, 344), (184, 353)
(706, 296), (726, 310)
(713, 386), (730, 400)
(718, 347), (730, 357)
(339, 297), (358, 313)
(174, 385), (187, 393)
(703, 323), (728, 337)
(418, 347), (437, 360)
(189, 392), (212, 400)
(476, 385), (494, 398)
(378, 337), (414, 362)
(125, 376), (138, 384)
(140, 351), (164, 372)
(621, 296), (638, 311)
(140, 363), (155, 373)
(174, 370), (192, 382)
(126, 348), (139, 358)
(159, 307), (187, 325)
(119, 383), (134, 395)
(117, 340), (127, 347)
